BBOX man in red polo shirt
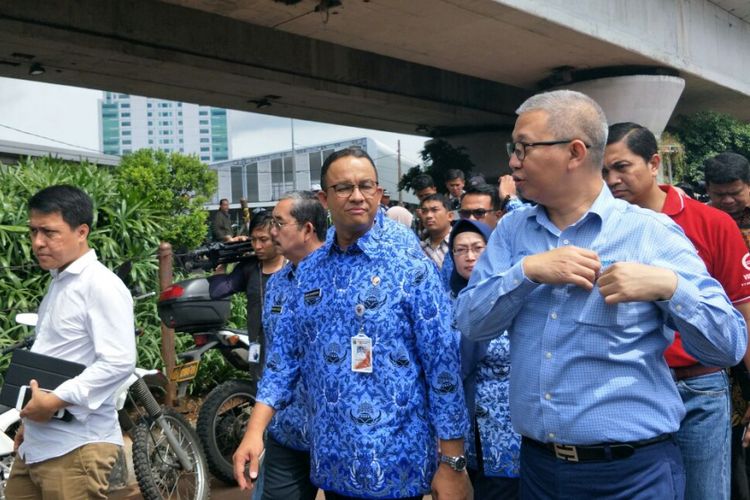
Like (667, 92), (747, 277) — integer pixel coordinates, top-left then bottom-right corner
(604, 123), (750, 500)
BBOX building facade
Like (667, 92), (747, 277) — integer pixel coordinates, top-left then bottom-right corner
(208, 137), (418, 208)
(98, 92), (229, 162)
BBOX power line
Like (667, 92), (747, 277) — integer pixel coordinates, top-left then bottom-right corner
(0, 122), (104, 154)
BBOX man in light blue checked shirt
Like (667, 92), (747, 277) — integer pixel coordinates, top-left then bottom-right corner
(456, 89), (747, 499)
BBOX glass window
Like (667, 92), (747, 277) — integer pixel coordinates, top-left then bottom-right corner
(200, 129), (209, 134)
(246, 163), (258, 201)
(200, 138), (209, 143)
(123, 139), (131, 145)
(309, 151), (322, 184)
(121, 112), (130, 118)
(199, 110), (208, 116)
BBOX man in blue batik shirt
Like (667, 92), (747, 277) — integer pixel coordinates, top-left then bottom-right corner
(456, 90), (747, 499)
(235, 147), (470, 500)
(237, 190), (326, 499)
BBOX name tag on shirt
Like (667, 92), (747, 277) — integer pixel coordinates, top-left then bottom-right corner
(351, 333), (373, 373)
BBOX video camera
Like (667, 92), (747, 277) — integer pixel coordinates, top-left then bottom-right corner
(181, 240), (256, 272)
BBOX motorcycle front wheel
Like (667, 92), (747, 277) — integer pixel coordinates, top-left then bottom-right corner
(196, 379), (256, 485)
(132, 407), (210, 500)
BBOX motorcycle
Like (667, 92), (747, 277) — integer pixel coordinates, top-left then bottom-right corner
(160, 240), (258, 485)
(0, 307), (211, 500)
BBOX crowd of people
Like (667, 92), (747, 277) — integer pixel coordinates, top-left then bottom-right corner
(11, 88), (750, 500)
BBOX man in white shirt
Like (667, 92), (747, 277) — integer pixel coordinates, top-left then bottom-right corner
(6, 185), (136, 499)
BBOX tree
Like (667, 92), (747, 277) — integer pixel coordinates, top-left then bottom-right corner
(398, 139), (474, 194)
(117, 149), (217, 249)
(669, 111), (750, 185)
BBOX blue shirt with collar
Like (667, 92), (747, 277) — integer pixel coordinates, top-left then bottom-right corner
(258, 217), (468, 498)
(456, 184), (746, 445)
(262, 262), (311, 452)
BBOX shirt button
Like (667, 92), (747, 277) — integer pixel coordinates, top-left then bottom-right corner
(548, 432), (556, 439)
(675, 304), (682, 310)
(550, 312), (557, 319)
(544, 392), (552, 400)
(513, 279), (520, 285)
(545, 352), (552, 359)
(563, 239), (570, 245)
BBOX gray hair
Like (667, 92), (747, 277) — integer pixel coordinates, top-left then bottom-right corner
(516, 90), (608, 168)
(278, 190), (327, 241)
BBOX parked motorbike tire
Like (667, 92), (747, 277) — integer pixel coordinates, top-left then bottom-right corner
(196, 379), (256, 485)
(132, 407), (210, 500)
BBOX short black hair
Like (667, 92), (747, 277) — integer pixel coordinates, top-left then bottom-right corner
(412, 174), (436, 191)
(320, 147), (378, 190)
(704, 152), (750, 186)
(219, 198), (229, 205)
(463, 183), (501, 210)
(419, 193), (451, 211)
(28, 185), (94, 230)
(249, 210), (274, 234)
(279, 190), (328, 242)
(607, 122), (658, 163)
(445, 169), (465, 182)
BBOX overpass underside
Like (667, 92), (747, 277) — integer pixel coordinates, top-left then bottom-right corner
(0, 0), (749, 168)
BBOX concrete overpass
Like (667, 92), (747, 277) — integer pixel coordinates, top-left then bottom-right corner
(0, 0), (749, 170)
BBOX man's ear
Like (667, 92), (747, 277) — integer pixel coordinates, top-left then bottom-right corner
(568, 139), (589, 170)
(317, 189), (328, 209)
(77, 224), (90, 241)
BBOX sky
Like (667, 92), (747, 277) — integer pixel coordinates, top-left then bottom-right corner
(0, 76), (428, 164)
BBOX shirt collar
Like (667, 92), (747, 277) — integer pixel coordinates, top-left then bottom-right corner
(659, 184), (684, 216)
(526, 182), (612, 231)
(50, 249), (97, 279)
(325, 214), (380, 259)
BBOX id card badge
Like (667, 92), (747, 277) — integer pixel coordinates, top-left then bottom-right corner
(351, 332), (373, 373)
(248, 342), (261, 364)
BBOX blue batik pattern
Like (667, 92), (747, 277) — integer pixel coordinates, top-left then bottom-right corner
(464, 333), (520, 478)
(258, 218), (468, 498)
(262, 263), (310, 451)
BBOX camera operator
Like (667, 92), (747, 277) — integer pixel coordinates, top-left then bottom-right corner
(208, 211), (285, 384)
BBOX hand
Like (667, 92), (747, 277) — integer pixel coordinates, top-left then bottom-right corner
(13, 424), (23, 452)
(19, 380), (66, 423)
(498, 174), (517, 199)
(523, 246), (601, 291)
(213, 264), (226, 275)
(431, 464), (472, 500)
(229, 235), (249, 243)
(597, 262), (677, 304)
(743, 423), (750, 449)
(233, 431), (265, 491)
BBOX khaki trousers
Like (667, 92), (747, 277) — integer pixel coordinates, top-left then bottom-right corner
(6, 442), (119, 499)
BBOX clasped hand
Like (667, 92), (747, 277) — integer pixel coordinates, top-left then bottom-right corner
(523, 246), (677, 303)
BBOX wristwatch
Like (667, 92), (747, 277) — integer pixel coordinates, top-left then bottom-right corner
(439, 454), (467, 472)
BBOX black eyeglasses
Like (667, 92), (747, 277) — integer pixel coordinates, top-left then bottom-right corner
(506, 140), (590, 161)
(458, 208), (490, 219)
(327, 181), (379, 198)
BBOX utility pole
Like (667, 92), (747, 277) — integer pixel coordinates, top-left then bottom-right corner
(291, 118), (297, 190)
(397, 140), (402, 204)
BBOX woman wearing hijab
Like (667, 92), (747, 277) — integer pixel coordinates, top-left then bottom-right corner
(449, 219), (520, 499)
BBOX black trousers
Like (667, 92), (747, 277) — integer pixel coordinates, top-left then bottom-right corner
(262, 436), (317, 500)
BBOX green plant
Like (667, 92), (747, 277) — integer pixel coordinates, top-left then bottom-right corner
(669, 111), (750, 185)
(0, 155), (230, 395)
(117, 149), (217, 250)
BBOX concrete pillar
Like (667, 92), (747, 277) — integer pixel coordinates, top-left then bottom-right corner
(558, 75), (686, 138)
(444, 130), (513, 181)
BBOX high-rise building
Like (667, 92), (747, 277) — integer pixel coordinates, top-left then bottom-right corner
(98, 92), (229, 162)
(209, 137), (418, 209)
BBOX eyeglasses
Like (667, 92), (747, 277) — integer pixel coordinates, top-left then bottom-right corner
(327, 181), (379, 198)
(270, 218), (293, 229)
(506, 140), (590, 161)
(458, 208), (490, 219)
(453, 244), (486, 257)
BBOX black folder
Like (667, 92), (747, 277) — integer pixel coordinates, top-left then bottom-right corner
(0, 349), (85, 408)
